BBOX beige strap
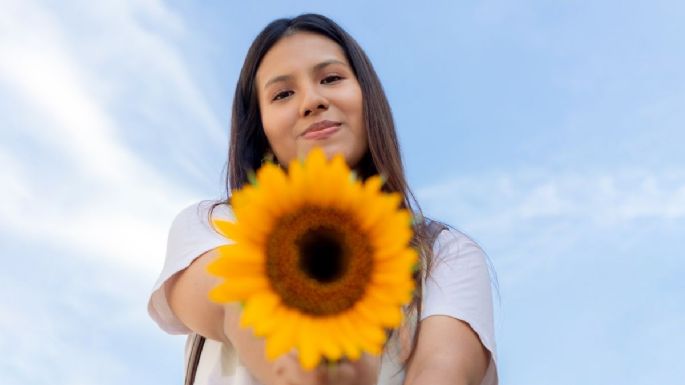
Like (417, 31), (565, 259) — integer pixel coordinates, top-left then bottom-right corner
(185, 333), (206, 385)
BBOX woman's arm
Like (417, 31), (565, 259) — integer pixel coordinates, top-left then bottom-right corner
(166, 249), (226, 342)
(167, 248), (287, 384)
(403, 315), (490, 385)
(166, 248), (380, 385)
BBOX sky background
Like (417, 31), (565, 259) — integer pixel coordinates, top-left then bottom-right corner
(1, 0), (683, 384)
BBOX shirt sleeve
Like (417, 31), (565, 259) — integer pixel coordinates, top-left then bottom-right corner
(147, 200), (234, 334)
(421, 228), (498, 384)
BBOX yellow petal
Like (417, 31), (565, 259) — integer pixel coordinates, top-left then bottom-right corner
(207, 246), (265, 278)
(214, 243), (263, 261)
(286, 159), (307, 207)
(365, 282), (412, 305)
(336, 315), (364, 354)
(208, 278), (269, 303)
(374, 246), (418, 264)
(332, 178), (362, 212)
(363, 175), (383, 194)
(211, 219), (242, 241)
(256, 163), (290, 213)
(328, 318), (360, 360)
(303, 148), (328, 206)
(232, 204), (276, 240)
(356, 298), (403, 328)
(342, 313), (384, 355)
(316, 319), (342, 361)
(265, 310), (300, 360)
(359, 193), (401, 231)
(241, 292), (281, 330)
(372, 271), (414, 285)
(252, 303), (295, 337)
(368, 281), (415, 304)
(298, 317), (321, 370)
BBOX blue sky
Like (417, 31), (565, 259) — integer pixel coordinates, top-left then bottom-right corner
(1, 0), (683, 384)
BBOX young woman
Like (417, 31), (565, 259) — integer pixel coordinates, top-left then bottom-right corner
(148, 13), (497, 385)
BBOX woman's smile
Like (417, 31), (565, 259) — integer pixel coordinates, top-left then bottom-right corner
(300, 120), (342, 140)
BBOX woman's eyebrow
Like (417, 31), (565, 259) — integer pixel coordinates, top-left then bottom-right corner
(312, 59), (347, 72)
(263, 74), (291, 90)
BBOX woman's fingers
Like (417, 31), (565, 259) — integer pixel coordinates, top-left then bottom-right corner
(273, 351), (323, 385)
(317, 361), (357, 385)
(273, 352), (371, 385)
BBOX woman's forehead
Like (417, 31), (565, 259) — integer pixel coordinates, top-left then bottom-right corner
(256, 32), (349, 85)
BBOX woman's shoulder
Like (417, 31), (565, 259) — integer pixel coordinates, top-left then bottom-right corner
(421, 224), (498, 366)
(165, 200), (235, 255)
(173, 199), (233, 222)
(431, 224), (482, 253)
(169, 200), (234, 232)
(429, 226), (496, 282)
(148, 200), (234, 335)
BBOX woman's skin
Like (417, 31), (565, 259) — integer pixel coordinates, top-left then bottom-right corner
(167, 31), (490, 385)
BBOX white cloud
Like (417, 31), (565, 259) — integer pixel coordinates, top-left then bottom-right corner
(0, 257), (182, 385)
(417, 168), (685, 288)
(418, 168), (685, 232)
(0, 1), (229, 381)
(0, 0), (226, 275)
(0, 298), (129, 385)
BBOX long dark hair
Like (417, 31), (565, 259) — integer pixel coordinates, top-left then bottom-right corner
(212, 13), (440, 368)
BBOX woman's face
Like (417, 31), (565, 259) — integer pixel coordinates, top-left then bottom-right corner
(256, 32), (367, 168)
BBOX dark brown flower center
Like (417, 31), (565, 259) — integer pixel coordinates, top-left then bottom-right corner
(297, 227), (345, 283)
(266, 205), (374, 316)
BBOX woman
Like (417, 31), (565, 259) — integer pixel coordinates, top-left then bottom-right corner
(148, 13), (497, 385)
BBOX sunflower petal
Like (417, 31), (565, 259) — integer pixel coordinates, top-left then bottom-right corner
(344, 313), (384, 355)
(256, 163), (290, 213)
(211, 219), (241, 241)
(265, 310), (300, 360)
(215, 243), (263, 260)
(326, 317), (360, 361)
(365, 282), (411, 304)
(355, 298), (403, 328)
(207, 245), (265, 277)
(317, 318), (342, 361)
(241, 292), (281, 330)
(287, 159), (307, 207)
(298, 318), (321, 370)
(303, 148), (328, 206)
(208, 278), (268, 303)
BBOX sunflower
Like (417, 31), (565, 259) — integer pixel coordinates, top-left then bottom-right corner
(207, 148), (417, 369)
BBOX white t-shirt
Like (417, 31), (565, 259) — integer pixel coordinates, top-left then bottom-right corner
(148, 200), (498, 385)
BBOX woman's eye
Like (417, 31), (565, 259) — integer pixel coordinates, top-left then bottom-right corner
(272, 90), (293, 101)
(322, 75), (343, 84)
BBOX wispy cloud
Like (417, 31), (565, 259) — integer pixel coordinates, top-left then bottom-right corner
(417, 167), (685, 385)
(0, 0), (225, 274)
(0, 1), (219, 383)
(0, 245), (184, 385)
(417, 167), (685, 287)
(418, 168), (685, 230)
(2, 1), (683, 384)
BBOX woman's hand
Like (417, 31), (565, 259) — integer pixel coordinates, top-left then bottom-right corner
(271, 351), (379, 385)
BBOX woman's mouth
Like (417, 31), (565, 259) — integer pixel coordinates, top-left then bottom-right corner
(301, 120), (342, 140)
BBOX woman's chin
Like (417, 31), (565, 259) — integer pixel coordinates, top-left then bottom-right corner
(299, 143), (346, 161)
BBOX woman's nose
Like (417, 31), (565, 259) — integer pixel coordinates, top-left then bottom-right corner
(301, 87), (329, 117)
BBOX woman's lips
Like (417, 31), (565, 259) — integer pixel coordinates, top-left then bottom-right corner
(302, 124), (340, 140)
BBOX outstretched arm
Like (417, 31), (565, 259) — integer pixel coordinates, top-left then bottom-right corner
(166, 248), (380, 385)
(403, 315), (490, 385)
